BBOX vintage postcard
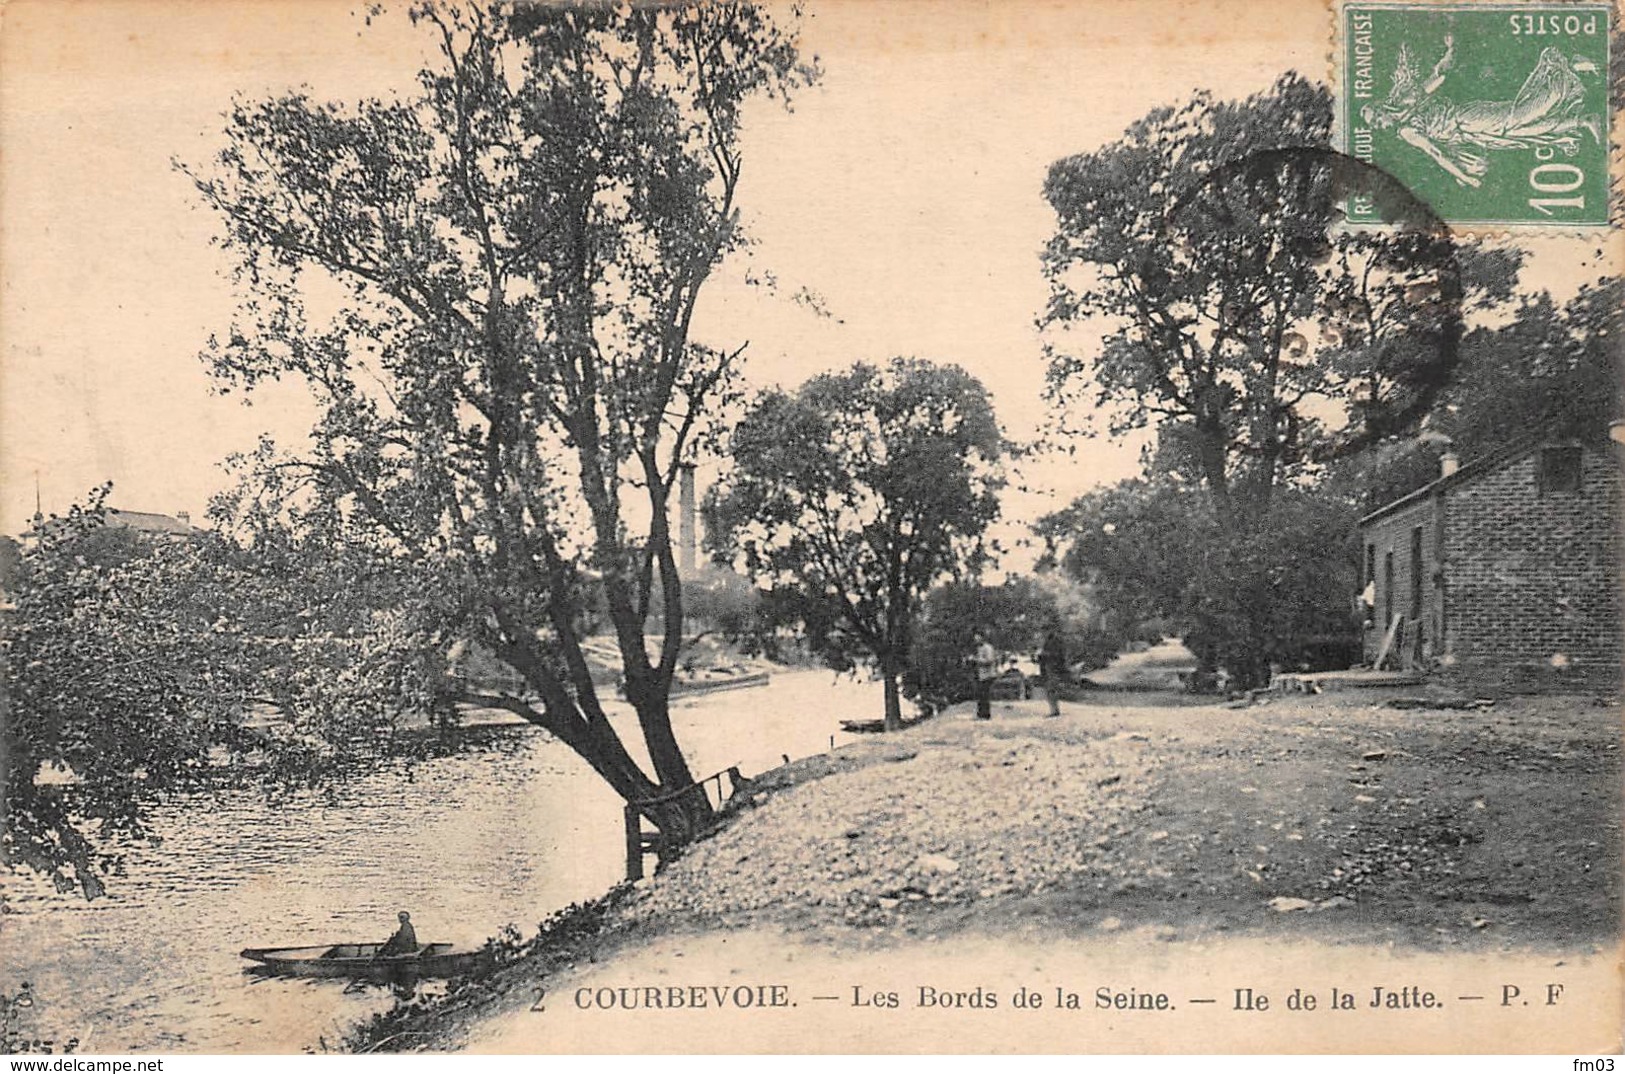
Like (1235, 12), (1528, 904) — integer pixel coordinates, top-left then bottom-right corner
(1, 0), (1621, 1058)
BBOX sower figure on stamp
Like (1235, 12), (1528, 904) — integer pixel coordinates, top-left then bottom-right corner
(1039, 625), (1067, 718)
(1363, 35), (1602, 189)
(972, 630), (997, 721)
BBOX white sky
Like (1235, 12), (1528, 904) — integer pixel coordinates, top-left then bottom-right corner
(0, 0), (1597, 556)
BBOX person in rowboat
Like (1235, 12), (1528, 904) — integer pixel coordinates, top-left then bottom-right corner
(377, 910), (418, 956)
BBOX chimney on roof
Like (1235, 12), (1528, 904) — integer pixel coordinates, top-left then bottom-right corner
(1440, 452), (1460, 478)
(176, 511), (191, 527)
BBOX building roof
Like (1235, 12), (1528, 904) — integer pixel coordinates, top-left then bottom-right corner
(1359, 435), (1609, 528)
(105, 509), (197, 536)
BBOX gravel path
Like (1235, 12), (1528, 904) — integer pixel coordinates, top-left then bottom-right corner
(625, 713), (1157, 929)
(621, 690), (1621, 948)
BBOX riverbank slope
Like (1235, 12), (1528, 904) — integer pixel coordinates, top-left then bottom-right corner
(366, 687), (1623, 1053)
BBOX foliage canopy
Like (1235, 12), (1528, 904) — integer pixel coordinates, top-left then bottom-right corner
(182, 0), (814, 829)
(1038, 75), (1525, 687)
(706, 358), (1006, 729)
(1041, 75), (1520, 534)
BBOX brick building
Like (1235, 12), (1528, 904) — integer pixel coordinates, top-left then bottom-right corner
(1359, 438), (1622, 693)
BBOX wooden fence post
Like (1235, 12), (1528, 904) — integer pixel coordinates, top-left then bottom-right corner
(623, 803), (644, 882)
(623, 764), (744, 881)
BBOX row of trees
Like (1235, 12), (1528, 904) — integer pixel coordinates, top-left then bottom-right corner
(5, 488), (455, 897)
(6, 0), (1032, 895)
(707, 74), (1618, 700)
(1033, 74), (1618, 688)
(1033, 269), (1620, 689)
(7, 4), (1615, 899)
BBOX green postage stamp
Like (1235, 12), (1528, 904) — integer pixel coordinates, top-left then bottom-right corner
(1343, 3), (1612, 226)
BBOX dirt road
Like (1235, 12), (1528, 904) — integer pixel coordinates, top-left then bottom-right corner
(370, 686), (1623, 1052)
(624, 688), (1620, 949)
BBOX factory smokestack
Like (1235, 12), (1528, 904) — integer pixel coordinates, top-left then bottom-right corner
(678, 464), (697, 576)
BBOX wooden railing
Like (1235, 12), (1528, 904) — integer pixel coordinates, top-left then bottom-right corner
(623, 766), (748, 881)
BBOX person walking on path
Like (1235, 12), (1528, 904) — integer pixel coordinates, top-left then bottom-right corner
(1039, 626), (1067, 717)
(972, 630), (998, 720)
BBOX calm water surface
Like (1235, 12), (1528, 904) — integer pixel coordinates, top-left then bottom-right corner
(0, 671), (878, 1053)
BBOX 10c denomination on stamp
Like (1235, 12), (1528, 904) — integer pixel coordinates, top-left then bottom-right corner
(1342, 3), (1611, 227)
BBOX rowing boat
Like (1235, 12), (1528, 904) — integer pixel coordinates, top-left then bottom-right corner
(240, 942), (488, 979)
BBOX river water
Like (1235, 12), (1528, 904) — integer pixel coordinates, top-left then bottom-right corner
(0, 670), (880, 1053)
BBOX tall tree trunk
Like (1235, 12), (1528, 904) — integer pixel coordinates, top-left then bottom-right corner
(1237, 567), (1275, 691)
(632, 691), (709, 826)
(1187, 632), (1221, 694)
(484, 604), (710, 844)
(1195, 407), (1237, 533)
(880, 584), (910, 733)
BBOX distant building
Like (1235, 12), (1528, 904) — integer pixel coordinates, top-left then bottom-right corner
(25, 506), (198, 543)
(104, 509), (198, 539)
(4, 510), (198, 611)
(1359, 438), (1622, 693)
(0, 533), (20, 612)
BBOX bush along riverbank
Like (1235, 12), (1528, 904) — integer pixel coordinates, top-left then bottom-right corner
(346, 688), (1622, 1052)
(339, 885), (639, 1054)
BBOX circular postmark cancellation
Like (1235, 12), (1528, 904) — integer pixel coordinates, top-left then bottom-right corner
(1341, 2), (1612, 228)
(1174, 143), (1463, 233)
(1163, 145), (1467, 450)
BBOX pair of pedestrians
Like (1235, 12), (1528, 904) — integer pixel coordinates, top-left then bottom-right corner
(971, 628), (1066, 719)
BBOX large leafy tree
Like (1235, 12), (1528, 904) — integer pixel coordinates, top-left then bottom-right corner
(1350, 277), (1623, 509)
(1451, 279), (1622, 450)
(705, 359), (1006, 730)
(183, 1), (813, 835)
(903, 576), (1118, 715)
(1041, 75), (1520, 528)
(3, 491), (445, 898)
(1039, 74), (1519, 686)
(2, 497), (251, 898)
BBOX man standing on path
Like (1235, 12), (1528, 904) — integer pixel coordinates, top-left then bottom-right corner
(972, 630), (997, 720)
(1039, 626), (1066, 718)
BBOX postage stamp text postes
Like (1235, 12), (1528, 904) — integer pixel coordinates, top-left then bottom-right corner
(1342, 3), (1611, 227)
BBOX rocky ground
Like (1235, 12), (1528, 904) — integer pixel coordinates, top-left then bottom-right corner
(622, 687), (1620, 948)
(358, 684), (1622, 1052)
